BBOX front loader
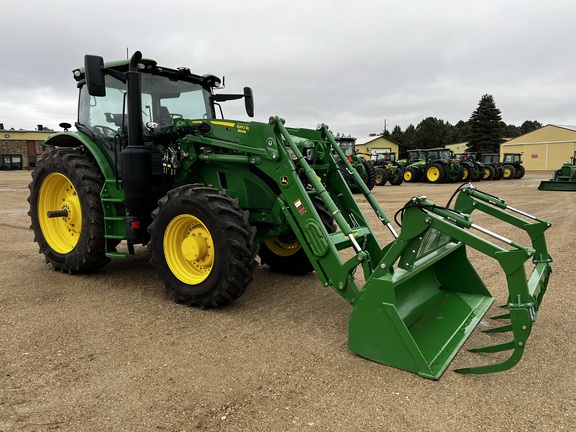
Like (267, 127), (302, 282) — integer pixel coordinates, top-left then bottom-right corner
(28, 51), (553, 379)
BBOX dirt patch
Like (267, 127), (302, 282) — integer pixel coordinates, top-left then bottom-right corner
(1, 170), (574, 431)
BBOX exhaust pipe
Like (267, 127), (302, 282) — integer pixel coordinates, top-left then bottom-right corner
(121, 51), (151, 244)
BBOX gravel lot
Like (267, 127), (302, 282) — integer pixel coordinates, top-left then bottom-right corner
(0, 169), (574, 431)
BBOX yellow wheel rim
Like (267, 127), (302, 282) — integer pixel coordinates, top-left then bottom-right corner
(264, 236), (301, 257)
(375, 171), (383, 184)
(427, 166), (440, 181)
(164, 214), (215, 284)
(504, 168), (512, 178)
(462, 168), (469, 180)
(484, 168), (490, 179)
(38, 173), (82, 254)
(404, 170), (412, 181)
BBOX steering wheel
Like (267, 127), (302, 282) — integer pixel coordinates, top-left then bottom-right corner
(93, 125), (118, 138)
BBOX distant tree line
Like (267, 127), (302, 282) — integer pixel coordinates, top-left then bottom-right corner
(371, 95), (542, 157)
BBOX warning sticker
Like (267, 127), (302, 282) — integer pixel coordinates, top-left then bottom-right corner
(294, 199), (306, 216)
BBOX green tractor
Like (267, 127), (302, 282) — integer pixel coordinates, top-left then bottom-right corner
(372, 151), (404, 186)
(538, 161), (576, 191)
(28, 51), (552, 379)
(335, 136), (376, 192)
(454, 152), (483, 182)
(404, 148), (462, 183)
(480, 154), (505, 180)
(502, 152), (526, 179)
(402, 149), (428, 182)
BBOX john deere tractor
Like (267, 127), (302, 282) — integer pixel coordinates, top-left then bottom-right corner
(373, 151), (404, 186)
(455, 152), (483, 182)
(335, 136), (376, 192)
(404, 148), (462, 183)
(28, 51), (553, 379)
(480, 154), (504, 180)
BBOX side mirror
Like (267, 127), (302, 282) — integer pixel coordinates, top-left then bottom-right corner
(84, 55), (106, 97)
(244, 87), (254, 118)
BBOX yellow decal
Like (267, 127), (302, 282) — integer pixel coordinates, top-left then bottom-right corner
(280, 176), (288, 185)
(211, 120), (236, 128)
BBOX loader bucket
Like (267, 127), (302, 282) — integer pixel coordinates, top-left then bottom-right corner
(349, 242), (493, 380)
(537, 180), (576, 191)
(348, 186), (552, 379)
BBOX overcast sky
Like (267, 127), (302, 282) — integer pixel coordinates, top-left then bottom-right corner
(2, 0), (575, 137)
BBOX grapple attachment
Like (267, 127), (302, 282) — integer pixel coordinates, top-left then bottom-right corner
(348, 186), (552, 379)
(273, 120), (551, 379)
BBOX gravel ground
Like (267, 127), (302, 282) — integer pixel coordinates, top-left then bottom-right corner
(0, 169), (574, 431)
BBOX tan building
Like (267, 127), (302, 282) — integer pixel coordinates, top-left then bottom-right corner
(500, 124), (576, 170)
(354, 136), (400, 159)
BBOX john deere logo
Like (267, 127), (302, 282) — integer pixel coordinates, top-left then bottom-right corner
(280, 176), (288, 185)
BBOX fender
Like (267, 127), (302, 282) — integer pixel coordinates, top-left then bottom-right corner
(45, 131), (117, 181)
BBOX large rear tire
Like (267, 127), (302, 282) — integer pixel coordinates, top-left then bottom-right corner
(259, 198), (336, 275)
(149, 185), (258, 308)
(482, 165), (495, 180)
(425, 163), (446, 183)
(374, 167), (388, 186)
(515, 165), (526, 179)
(28, 149), (109, 273)
(502, 164), (516, 179)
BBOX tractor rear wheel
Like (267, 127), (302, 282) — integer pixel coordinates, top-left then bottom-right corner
(149, 185), (258, 308)
(502, 164), (516, 179)
(389, 167), (404, 185)
(425, 163), (446, 183)
(28, 149), (109, 273)
(515, 165), (526, 179)
(259, 198), (336, 275)
(483, 165), (495, 180)
(375, 167), (388, 186)
(360, 159), (376, 190)
(460, 164), (471, 181)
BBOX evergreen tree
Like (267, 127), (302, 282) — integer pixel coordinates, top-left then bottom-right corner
(468, 94), (503, 153)
(520, 120), (543, 135)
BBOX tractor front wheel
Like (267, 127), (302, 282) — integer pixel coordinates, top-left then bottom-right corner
(404, 166), (420, 182)
(259, 198), (336, 275)
(149, 185), (258, 308)
(28, 149), (109, 273)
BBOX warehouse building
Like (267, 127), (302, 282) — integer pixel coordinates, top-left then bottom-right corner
(500, 124), (576, 170)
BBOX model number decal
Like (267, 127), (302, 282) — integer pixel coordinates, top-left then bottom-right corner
(236, 124), (249, 134)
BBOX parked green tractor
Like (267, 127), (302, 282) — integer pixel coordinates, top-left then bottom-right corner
(502, 152), (526, 179)
(454, 152), (483, 181)
(335, 137), (376, 192)
(373, 151), (404, 186)
(480, 154), (505, 180)
(28, 51), (553, 379)
(538, 161), (576, 191)
(402, 149), (428, 182)
(404, 148), (462, 183)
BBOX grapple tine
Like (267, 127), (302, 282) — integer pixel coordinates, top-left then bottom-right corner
(455, 343), (524, 375)
(490, 312), (511, 320)
(468, 340), (515, 353)
(482, 324), (513, 333)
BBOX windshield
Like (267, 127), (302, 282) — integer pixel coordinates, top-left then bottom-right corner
(339, 142), (355, 156)
(79, 72), (212, 136)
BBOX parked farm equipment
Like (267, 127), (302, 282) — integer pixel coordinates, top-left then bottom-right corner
(373, 151), (404, 186)
(403, 148), (462, 183)
(28, 51), (553, 379)
(538, 161), (576, 191)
